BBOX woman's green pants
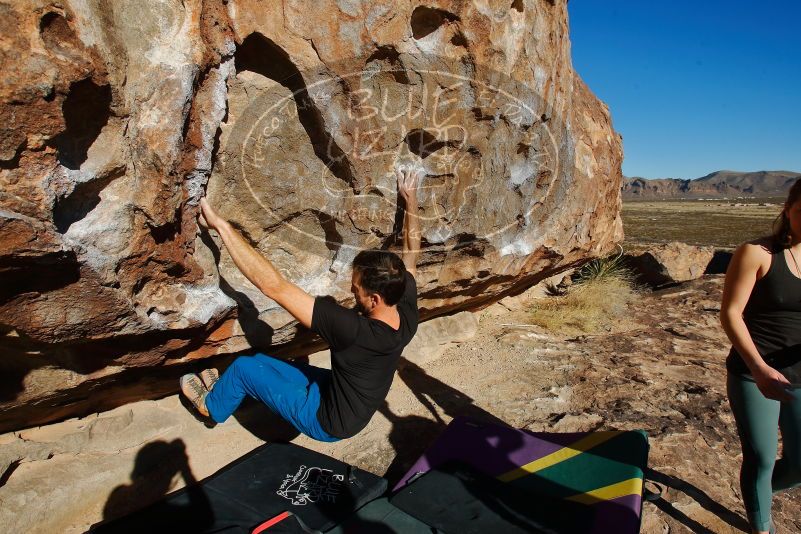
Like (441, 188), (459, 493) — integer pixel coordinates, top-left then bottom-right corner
(727, 373), (801, 532)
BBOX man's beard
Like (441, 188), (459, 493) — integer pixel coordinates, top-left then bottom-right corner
(353, 300), (366, 315)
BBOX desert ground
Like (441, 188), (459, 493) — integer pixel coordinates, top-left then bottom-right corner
(622, 199), (783, 251)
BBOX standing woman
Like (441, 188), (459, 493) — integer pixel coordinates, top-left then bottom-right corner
(721, 179), (801, 534)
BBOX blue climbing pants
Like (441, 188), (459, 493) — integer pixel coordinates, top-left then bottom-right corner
(727, 373), (801, 532)
(205, 354), (340, 443)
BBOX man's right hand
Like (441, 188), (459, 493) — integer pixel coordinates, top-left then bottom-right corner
(395, 167), (422, 276)
(199, 197), (228, 231)
(396, 167), (423, 204)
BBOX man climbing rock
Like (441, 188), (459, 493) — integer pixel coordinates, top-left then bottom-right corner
(180, 168), (422, 441)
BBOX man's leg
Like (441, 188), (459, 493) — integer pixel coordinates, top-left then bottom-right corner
(203, 354), (339, 442)
(204, 354), (311, 422)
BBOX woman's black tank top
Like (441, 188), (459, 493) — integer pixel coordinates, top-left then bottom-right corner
(726, 247), (801, 383)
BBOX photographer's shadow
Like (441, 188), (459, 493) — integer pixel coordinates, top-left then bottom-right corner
(93, 439), (213, 532)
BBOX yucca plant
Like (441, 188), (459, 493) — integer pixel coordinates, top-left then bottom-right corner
(573, 245), (631, 286)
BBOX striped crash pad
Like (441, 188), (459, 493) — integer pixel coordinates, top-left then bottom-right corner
(394, 417), (650, 534)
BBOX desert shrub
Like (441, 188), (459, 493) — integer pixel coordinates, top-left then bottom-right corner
(529, 251), (638, 334)
(573, 249), (631, 285)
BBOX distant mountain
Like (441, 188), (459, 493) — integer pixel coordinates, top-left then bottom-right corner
(622, 170), (801, 200)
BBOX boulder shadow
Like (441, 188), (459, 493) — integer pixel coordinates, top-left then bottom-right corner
(705, 250), (733, 275)
(646, 468), (750, 533)
(200, 230), (275, 348)
(380, 357), (509, 484)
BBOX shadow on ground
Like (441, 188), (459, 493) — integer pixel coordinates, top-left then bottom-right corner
(647, 468), (750, 533)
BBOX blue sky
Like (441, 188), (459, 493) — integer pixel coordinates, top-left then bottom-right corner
(567, 1), (801, 179)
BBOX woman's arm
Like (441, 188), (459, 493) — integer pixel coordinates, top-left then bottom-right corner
(720, 243), (794, 401)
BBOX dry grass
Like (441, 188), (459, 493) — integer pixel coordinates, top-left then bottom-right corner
(529, 258), (638, 335)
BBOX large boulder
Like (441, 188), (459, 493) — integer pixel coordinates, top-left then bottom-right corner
(0, 0), (623, 432)
(625, 242), (715, 286)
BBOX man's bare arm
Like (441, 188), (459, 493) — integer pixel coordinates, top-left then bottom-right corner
(397, 169), (422, 278)
(200, 198), (314, 328)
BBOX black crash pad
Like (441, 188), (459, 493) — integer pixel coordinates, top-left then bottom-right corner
(92, 442), (387, 533)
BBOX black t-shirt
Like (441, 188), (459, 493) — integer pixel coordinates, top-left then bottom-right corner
(727, 248), (801, 383)
(311, 270), (418, 438)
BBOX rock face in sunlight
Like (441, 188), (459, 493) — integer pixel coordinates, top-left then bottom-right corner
(0, 0), (622, 431)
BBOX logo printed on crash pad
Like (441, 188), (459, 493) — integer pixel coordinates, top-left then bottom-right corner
(276, 464), (345, 506)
